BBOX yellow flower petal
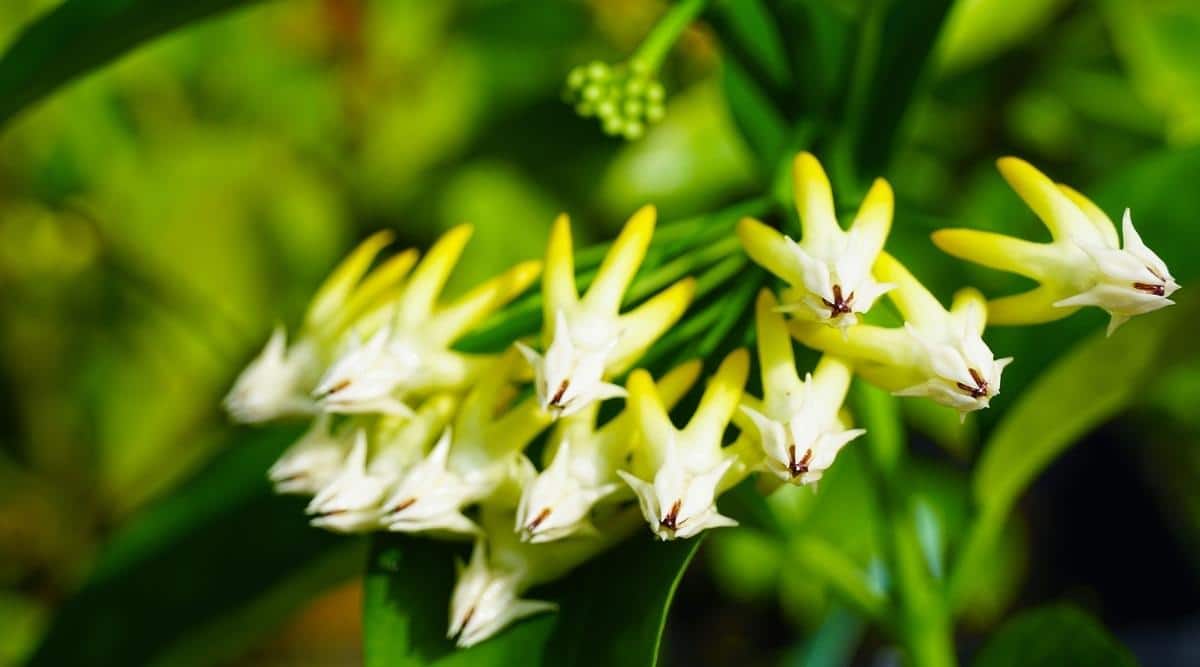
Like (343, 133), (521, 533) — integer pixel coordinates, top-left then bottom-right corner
(398, 224), (474, 324)
(543, 214), (578, 339)
(1057, 184), (1120, 248)
(793, 152), (840, 248)
(996, 157), (1096, 244)
(430, 260), (542, 343)
(584, 204), (656, 315)
(754, 289), (803, 397)
(736, 217), (804, 288)
(985, 286), (1077, 325)
(609, 277), (695, 373)
(872, 252), (945, 328)
(847, 178), (894, 258)
(335, 249), (419, 334)
(686, 348), (749, 440)
(931, 228), (1056, 281)
(306, 230), (394, 332)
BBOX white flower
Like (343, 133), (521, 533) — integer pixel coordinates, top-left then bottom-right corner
(741, 290), (863, 484)
(306, 396), (457, 533)
(519, 207), (694, 418)
(791, 253), (1012, 417)
(515, 360), (702, 543)
(515, 311), (626, 418)
(224, 326), (320, 423)
(448, 539), (556, 648)
(314, 225), (541, 414)
(617, 349), (752, 540)
(382, 354), (552, 535)
(267, 414), (352, 495)
(225, 232), (413, 424)
(739, 152), (893, 330)
(933, 157), (1179, 335)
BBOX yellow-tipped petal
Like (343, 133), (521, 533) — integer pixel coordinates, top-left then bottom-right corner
(847, 178), (893, 258)
(430, 260), (542, 344)
(737, 217), (803, 286)
(629, 369), (676, 468)
(931, 229), (1056, 281)
(686, 348), (749, 441)
(306, 230), (394, 331)
(872, 252), (946, 328)
(398, 225), (474, 324)
(789, 320), (917, 369)
(486, 397), (554, 459)
(793, 152), (839, 248)
(949, 288), (988, 336)
(609, 277), (695, 374)
(996, 157), (1095, 244)
(336, 249), (419, 332)
(754, 289), (803, 397)
(543, 214), (578, 338)
(584, 205), (656, 315)
(1057, 184), (1120, 248)
(458, 351), (517, 432)
(656, 360), (703, 409)
(985, 286), (1077, 326)
(809, 355), (854, 416)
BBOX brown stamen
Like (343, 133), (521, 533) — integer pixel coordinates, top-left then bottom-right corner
(457, 606), (476, 635)
(527, 507), (552, 531)
(788, 446), (813, 478)
(389, 497), (416, 513)
(821, 285), (855, 318)
(956, 368), (989, 399)
(319, 379), (351, 397)
(1134, 282), (1165, 297)
(660, 499), (683, 532)
(550, 379), (570, 407)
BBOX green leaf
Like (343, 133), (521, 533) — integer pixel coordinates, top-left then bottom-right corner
(0, 0), (263, 128)
(843, 0), (955, 179)
(29, 426), (359, 667)
(972, 605), (1137, 667)
(720, 57), (790, 175)
(364, 532), (702, 667)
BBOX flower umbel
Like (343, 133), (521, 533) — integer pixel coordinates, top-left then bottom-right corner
(314, 225), (541, 415)
(267, 414), (353, 495)
(515, 361), (703, 543)
(791, 253), (1012, 417)
(741, 290), (863, 485)
(382, 354), (552, 536)
(517, 206), (694, 418)
(932, 157), (1179, 335)
(306, 395), (457, 533)
(739, 152), (894, 330)
(618, 349), (754, 540)
(225, 232), (414, 423)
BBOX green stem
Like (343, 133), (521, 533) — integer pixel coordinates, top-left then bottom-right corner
(632, 0), (710, 70)
(854, 382), (957, 667)
(946, 509), (1004, 613)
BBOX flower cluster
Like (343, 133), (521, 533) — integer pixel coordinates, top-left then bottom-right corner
(228, 153), (1176, 648)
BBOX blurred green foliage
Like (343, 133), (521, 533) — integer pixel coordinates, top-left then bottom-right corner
(0, 0), (1199, 664)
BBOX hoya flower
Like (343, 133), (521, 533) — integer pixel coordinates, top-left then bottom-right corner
(932, 157), (1179, 335)
(306, 395), (457, 533)
(225, 232), (416, 422)
(565, 60), (666, 140)
(791, 253), (1012, 417)
(515, 361), (702, 543)
(618, 349), (755, 540)
(314, 225), (541, 415)
(516, 206), (694, 418)
(739, 152), (894, 330)
(382, 354), (552, 536)
(267, 414), (354, 495)
(741, 290), (863, 485)
(449, 506), (639, 647)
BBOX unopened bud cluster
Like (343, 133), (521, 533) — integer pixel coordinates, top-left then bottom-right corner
(226, 152), (1175, 649)
(565, 60), (666, 140)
